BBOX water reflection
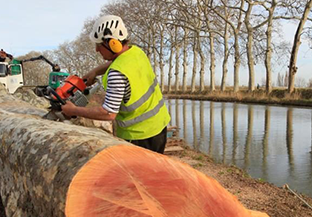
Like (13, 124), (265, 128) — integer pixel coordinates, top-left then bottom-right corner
(209, 102), (214, 156)
(221, 103), (227, 164)
(244, 106), (254, 170)
(262, 107), (270, 178)
(233, 103), (238, 164)
(166, 99), (312, 197)
(286, 108), (294, 176)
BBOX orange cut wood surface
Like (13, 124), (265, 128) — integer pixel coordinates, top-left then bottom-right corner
(65, 145), (269, 217)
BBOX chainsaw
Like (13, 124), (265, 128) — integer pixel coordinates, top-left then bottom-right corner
(43, 75), (101, 121)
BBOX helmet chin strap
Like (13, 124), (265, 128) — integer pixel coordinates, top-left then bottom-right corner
(101, 42), (115, 54)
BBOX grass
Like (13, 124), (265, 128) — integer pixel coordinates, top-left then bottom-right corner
(164, 86), (312, 107)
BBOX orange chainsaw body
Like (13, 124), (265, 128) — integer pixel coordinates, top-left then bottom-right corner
(55, 75), (87, 99)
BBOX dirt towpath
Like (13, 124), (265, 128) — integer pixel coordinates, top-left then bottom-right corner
(165, 138), (312, 217)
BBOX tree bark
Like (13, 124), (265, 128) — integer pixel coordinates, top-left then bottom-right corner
(221, 15), (229, 92)
(233, 34), (241, 93)
(175, 26), (181, 92)
(168, 44), (174, 93)
(191, 34), (198, 93)
(152, 27), (158, 74)
(0, 85), (128, 217)
(199, 34), (206, 92)
(264, 0), (277, 94)
(160, 26), (165, 92)
(244, 1), (255, 92)
(288, 0), (312, 93)
(208, 30), (215, 92)
(182, 28), (189, 92)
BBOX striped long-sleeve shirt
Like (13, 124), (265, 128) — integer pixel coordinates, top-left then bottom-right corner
(102, 69), (131, 113)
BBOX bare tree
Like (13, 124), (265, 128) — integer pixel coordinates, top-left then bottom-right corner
(295, 76), (307, 87)
(277, 72), (284, 87)
(182, 28), (189, 92)
(191, 31), (198, 93)
(308, 78), (312, 88)
(18, 51), (52, 86)
(244, 0), (257, 92)
(209, 0), (245, 92)
(288, 0), (312, 93)
(263, 0), (278, 94)
(220, 0), (230, 92)
(174, 25), (182, 92)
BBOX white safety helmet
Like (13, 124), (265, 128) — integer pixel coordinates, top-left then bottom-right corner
(89, 15), (128, 43)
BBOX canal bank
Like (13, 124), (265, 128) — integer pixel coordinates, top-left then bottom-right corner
(164, 91), (312, 217)
(165, 138), (312, 217)
(165, 88), (312, 107)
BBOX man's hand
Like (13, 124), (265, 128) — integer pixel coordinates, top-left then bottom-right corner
(82, 61), (112, 86)
(82, 71), (97, 86)
(61, 101), (77, 117)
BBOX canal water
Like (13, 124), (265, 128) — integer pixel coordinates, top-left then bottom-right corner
(166, 99), (312, 197)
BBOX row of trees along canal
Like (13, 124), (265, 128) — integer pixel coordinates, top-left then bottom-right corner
(19, 0), (312, 94)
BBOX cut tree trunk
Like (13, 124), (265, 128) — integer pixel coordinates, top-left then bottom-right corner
(0, 84), (128, 217)
(0, 84), (269, 217)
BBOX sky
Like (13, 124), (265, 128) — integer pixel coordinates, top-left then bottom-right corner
(1, 0), (312, 86)
(0, 0), (109, 56)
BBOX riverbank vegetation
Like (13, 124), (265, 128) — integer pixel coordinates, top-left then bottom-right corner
(165, 86), (312, 107)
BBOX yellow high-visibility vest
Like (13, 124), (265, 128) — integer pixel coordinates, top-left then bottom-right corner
(103, 45), (170, 140)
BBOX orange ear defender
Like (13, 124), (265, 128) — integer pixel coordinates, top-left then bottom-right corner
(109, 38), (123, 53)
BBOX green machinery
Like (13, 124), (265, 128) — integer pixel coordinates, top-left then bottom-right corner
(1, 54), (70, 94)
(21, 55), (70, 89)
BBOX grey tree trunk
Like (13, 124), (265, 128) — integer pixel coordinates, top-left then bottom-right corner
(182, 28), (189, 92)
(147, 30), (152, 60)
(168, 44), (174, 93)
(265, 1), (277, 94)
(175, 26), (181, 92)
(0, 85), (129, 217)
(233, 35), (241, 93)
(160, 26), (165, 92)
(245, 2), (255, 92)
(199, 34), (206, 92)
(208, 32), (215, 91)
(288, 0), (312, 93)
(152, 27), (158, 74)
(191, 34), (198, 93)
(221, 19), (229, 92)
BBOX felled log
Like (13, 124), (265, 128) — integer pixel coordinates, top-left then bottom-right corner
(0, 84), (269, 217)
(0, 85), (128, 217)
(65, 145), (269, 217)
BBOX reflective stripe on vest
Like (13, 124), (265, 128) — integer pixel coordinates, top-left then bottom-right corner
(120, 77), (158, 112)
(116, 98), (165, 128)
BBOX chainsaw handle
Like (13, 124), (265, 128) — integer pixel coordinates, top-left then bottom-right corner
(83, 78), (101, 95)
(47, 86), (66, 105)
